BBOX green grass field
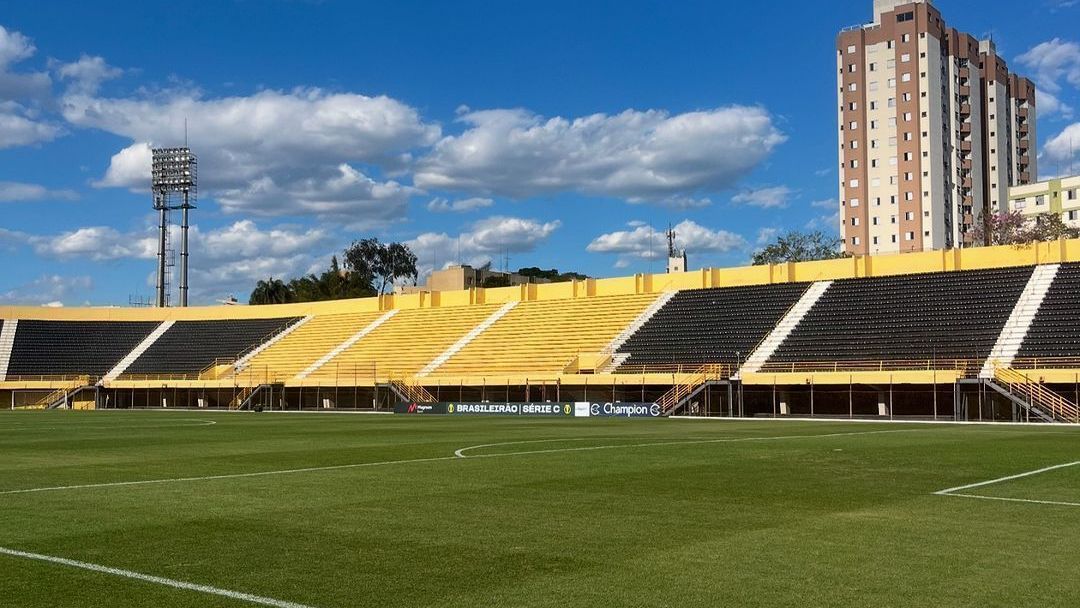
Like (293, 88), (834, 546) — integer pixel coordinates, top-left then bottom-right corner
(1, 411), (1078, 607)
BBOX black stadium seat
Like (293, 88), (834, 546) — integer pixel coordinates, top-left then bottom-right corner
(1017, 263), (1080, 361)
(8, 320), (159, 377)
(615, 282), (811, 370)
(761, 266), (1033, 368)
(126, 318), (300, 375)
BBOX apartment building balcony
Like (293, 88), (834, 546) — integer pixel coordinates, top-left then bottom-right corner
(1020, 154), (1030, 166)
(962, 195), (974, 206)
(959, 103), (972, 115)
(1019, 123), (1030, 136)
(959, 85), (971, 97)
(958, 67), (970, 79)
(962, 232), (976, 246)
(1017, 107), (1029, 119)
(959, 123), (972, 135)
(960, 141), (972, 153)
(962, 177), (973, 189)
(1020, 171), (1031, 183)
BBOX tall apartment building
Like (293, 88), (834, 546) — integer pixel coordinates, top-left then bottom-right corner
(836, 0), (1037, 255)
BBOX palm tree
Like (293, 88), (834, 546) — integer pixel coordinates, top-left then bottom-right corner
(249, 277), (292, 305)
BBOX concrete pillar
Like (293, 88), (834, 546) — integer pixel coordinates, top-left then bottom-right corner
(878, 390), (889, 417)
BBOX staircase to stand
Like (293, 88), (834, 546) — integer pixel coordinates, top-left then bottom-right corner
(989, 367), (1079, 423)
(654, 364), (726, 415)
(383, 377), (437, 404)
(980, 264), (1060, 378)
(229, 384), (280, 410)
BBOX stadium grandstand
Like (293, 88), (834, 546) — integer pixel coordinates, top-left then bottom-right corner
(2, 239), (1080, 423)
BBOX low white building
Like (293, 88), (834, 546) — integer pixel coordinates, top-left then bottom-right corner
(1008, 175), (1080, 227)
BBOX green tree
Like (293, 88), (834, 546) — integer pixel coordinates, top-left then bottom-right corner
(516, 267), (589, 282)
(344, 238), (419, 295)
(752, 231), (847, 265)
(248, 277), (292, 305)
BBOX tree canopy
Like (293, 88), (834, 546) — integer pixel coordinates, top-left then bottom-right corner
(249, 241), (418, 305)
(972, 210), (1080, 247)
(752, 230), (847, 265)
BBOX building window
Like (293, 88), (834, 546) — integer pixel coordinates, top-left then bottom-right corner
(851, 198), (860, 207)
(850, 121), (858, 130)
(888, 97), (896, 108)
(897, 12), (914, 22)
(850, 179), (859, 188)
(901, 73), (912, 83)
(871, 159), (879, 168)
(902, 34), (912, 43)
(904, 152), (913, 161)
(851, 160), (859, 168)
(891, 235), (898, 243)
(1036, 195), (1046, 206)
(905, 211), (914, 220)
(871, 140), (879, 148)
(1069, 189), (1077, 201)
(888, 78), (897, 88)
(869, 62), (877, 72)
(872, 217), (879, 226)
(870, 81), (879, 92)
(852, 236), (861, 245)
(872, 178), (881, 187)
(848, 45), (856, 54)
(1068, 210), (1078, 221)
(873, 236), (879, 245)
(849, 63), (857, 72)
(901, 53), (911, 63)
(905, 231), (915, 241)
(905, 192), (915, 201)
(870, 101), (878, 110)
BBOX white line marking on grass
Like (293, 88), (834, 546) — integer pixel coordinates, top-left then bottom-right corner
(934, 461), (1080, 495)
(0, 546), (317, 608)
(454, 438), (592, 458)
(934, 461), (1080, 509)
(0, 429), (918, 496)
(455, 429), (917, 459)
(938, 494), (1080, 508)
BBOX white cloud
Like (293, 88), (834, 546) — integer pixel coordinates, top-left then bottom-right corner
(214, 163), (414, 225)
(426, 196), (494, 213)
(1017, 38), (1080, 94)
(0, 180), (78, 202)
(53, 54), (122, 94)
(406, 216), (561, 275)
(64, 87), (440, 222)
(0, 274), (93, 306)
(1043, 122), (1080, 170)
(756, 227), (780, 245)
(17, 219), (332, 302)
(1038, 90), (1074, 119)
(811, 198), (838, 209)
(415, 106), (784, 202)
(587, 220), (747, 265)
(28, 226), (157, 261)
(0, 26), (57, 148)
(732, 185), (795, 209)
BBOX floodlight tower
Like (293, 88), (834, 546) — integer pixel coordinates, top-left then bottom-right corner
(151, 147), (197, 307)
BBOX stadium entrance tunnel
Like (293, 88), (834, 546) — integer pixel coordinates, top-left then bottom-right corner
(3, 379), (1060, 423)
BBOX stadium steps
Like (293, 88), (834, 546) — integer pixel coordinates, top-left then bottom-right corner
(597, 291), (677, 373)
(101, 320), (176, 383)
(432, 294), (659, 376)
(296, 310), (399, 380)
(381, 378), (437, 404)
(990, 367), (1080, 423)
(982, 379), (1054, 422)
(0, 319), (16, 381)
(239, 311), (388, 382)
(740, 281), (833, 375)
(655, 364), (726, 415)
(417, 302), (518, 378)
(234, 316), (313, 372)
(979, 264), (1060, 378)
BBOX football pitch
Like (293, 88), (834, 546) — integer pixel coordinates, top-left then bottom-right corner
(1, 412), (1078, 607)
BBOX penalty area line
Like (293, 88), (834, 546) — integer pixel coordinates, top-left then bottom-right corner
(0, 546), (317, 608)
(934, 461), (1080, 509)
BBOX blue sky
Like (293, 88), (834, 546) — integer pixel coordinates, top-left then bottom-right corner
(1, 0), (1080, 306)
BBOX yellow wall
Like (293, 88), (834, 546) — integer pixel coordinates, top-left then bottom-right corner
(5, 237), (1080, 322)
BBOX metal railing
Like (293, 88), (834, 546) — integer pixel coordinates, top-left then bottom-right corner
(994, 367), (1080, 423)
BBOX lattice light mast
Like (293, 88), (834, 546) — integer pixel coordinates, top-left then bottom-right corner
(151, 147), (197, 307)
